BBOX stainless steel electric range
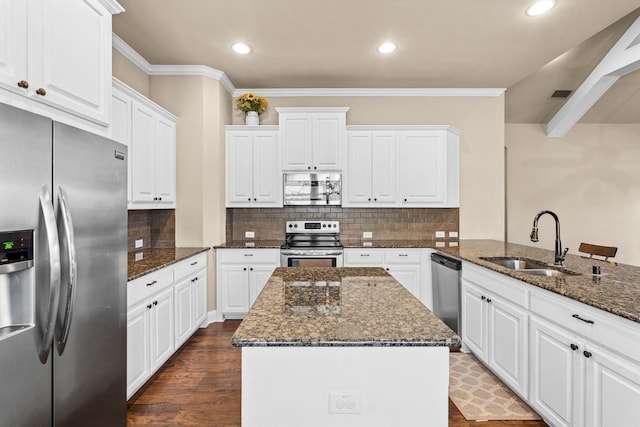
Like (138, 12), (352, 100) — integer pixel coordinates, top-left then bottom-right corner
(280, 220), (343, 267)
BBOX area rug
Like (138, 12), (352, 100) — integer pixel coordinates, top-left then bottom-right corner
(449, 352), (541, 421)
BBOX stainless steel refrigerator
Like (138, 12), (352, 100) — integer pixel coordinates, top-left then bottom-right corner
(0, 103), (127, 426)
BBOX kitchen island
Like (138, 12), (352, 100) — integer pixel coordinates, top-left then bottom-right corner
(232, 267), (460, 427)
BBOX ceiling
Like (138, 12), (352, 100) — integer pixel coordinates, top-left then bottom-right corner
(112, 0), (640, 124)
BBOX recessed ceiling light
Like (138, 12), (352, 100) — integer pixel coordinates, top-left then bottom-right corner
(526, 0), (556, 16)
(377, 42), (397, 54)
(232, 43), (251, 54)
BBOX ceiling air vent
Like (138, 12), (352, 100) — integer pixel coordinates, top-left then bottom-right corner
(551, 90), (572, 98)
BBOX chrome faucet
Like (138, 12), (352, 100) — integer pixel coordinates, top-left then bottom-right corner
(530, 210), (569, 266)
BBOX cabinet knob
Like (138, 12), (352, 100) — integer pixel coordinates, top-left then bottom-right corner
(481, 295), (486, 300)
(153, 197), (158, 201)
(307, 166), (311, 170)
(153, 300), (158, 306)
(243, 267), (247, 271)
(570, 343), (579, 351)
(158, 197), (162, 201)
(253, 198), (257, 201)
(404, 198), (407, 202)
(313, 166), (317, 170)
(368, 198), (371, 201)
(583, 350), (592, 358)
(191, 277), (198, 282)
(35, 88), (46, 96)
(248, 198), (251, 201)
(147, 304), (152, 309)
(17, 80), (29, 89)
(385, 267), (389, 271)
(487, 298), (492, 303)
(374, 198), (377, 201)
(250, 267), (253, 271)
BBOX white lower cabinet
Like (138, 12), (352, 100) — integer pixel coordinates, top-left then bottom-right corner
(127, 252), (208, 399)
(528, 290), (640, 427)
(343, 248), (429, 304)
(216, 249), (280, 319)
(461, 261), (640, 427)
(461, 265), (528, 398)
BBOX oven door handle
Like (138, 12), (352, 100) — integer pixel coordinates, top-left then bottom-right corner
(280, 250), (344, 256)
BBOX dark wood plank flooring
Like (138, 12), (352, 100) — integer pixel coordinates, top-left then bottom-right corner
(127, 321), (547, 426)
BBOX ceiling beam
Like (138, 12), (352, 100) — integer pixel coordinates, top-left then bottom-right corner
(547, 16), (640, 138)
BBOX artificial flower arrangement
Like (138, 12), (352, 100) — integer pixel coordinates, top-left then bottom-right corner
(235, 93), (268, 114)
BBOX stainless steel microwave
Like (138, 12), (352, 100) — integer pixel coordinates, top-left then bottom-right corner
(283, 173), (341, 206)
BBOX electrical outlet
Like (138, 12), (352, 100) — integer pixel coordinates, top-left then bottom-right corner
(436, 241), (445, 247)
(449, 231), (458, 238)
(435, 231), (445, 238)
(134, 252), (144, 261)
(329, 392), (363, 414)
(245, 231), (255, 239)
(362, 231), (373, 239)
(449, 241), (459, 247)
(135, 239), (143, 249)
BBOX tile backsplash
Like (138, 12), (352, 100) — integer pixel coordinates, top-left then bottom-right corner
(226, 207), (459, 242)
(128, 209), (176, 252)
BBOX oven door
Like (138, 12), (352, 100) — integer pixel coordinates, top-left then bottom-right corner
(280, 249), (344, 267)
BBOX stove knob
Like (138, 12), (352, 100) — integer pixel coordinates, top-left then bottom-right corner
(288, 224), (292, 228)
(294, 224), (298, 228)
(322, 224), (326, 228)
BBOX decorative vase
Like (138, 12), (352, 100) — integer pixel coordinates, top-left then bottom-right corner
(245, 111), (259, 126)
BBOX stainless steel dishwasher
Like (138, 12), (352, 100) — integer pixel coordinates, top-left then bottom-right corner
(431, 252), (462, 334)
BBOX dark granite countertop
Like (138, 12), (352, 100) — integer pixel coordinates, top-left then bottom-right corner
(232, 267), (460, 347)
(128, 247), (210, 281)
(214, 240), (282, 249)
(437, 240), (640, 324)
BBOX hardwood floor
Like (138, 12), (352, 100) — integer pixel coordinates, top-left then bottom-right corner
(127, 321), (547, 426)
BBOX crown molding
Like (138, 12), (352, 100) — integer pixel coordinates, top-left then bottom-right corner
(233, 88), (505, 98)
(112, 33), (236, 95)
(112, 33), (504, 99)
(99, 0), (125, 14)
(347, 124), (463, 135)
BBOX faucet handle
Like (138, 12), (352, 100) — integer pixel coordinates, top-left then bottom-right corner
(562, 247), (569, 258)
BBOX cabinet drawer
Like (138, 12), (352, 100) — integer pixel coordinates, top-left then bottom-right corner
(174, 253), (207, 281)
(462, 262), (528, 308)
(127, 267), (174, 308)
(217, 249), (280, 264)
(384, 251), (421, 264)
(531, 289), (640, 362)
(344, 249), (384, 265)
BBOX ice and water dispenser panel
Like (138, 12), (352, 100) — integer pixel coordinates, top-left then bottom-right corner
(0, 230), (35, 340)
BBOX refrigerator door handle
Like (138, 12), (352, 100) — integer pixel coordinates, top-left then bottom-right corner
(56, 188), (77, 355)
(38, 186), (61, 363)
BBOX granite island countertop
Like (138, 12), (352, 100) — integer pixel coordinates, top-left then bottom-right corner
(128, 247), (210, 281)
(232, 267), (460, 347)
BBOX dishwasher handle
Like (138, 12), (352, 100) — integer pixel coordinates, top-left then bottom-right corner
(431, 253), (462, 271)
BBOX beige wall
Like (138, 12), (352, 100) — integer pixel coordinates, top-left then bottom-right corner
(112, 48), (150, 97)
(506, 123), (640, 266)
(233, 96), (506, 240)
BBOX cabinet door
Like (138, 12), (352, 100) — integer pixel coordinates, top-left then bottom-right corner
(29, 0), (111, 125)
(529, 316), (583, 427)
(487, 297), (528, 398)
(371, 132), (396, 204)
(249, 264), (278, 307)
(154, 116), (176, 204)
(220, 265), (250, 314)
(0, 0), (27, 94)
(397, 131), (444, 205)
(585, 345), (640, 427)
(193, 270), (208, 327)
(227, 132), (255, 205)
(150, 287), (174, 371)
(345, 132), (373, 204)
(281, 115), (312, 170)
(131, 101), (156, 203)
(461, 280), (488, 361)
(313, 114), (342, 170)
(174, 277), (194, 349)
(386, 264), (421, 300)
(252, 132), (280, 205)
(126, 301), (151, 399)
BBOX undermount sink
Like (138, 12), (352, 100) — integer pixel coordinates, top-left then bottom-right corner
(479, 256), (580, 277)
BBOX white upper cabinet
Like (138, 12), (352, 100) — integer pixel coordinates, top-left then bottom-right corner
(344, 130), (396, 207)
(226, 126), (281, 207)
(112, 78), (177, 209)
(0, 0), (122, 132)
(345, 126), (461, 208)
(277, 107), (348, 171)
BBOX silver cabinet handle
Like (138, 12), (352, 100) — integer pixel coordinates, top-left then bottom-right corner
(38, 185), (61, 363)
(55, 188), (77, 355)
